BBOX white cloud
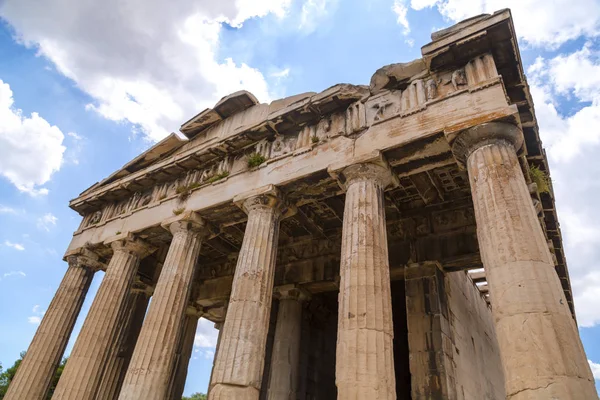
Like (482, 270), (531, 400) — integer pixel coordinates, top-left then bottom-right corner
(0, 80), (67, 195)
(392, 0), (411, 35)
(299, 0), (338, 34)
(590, 360), (600, 380)
(37, 213), (58, 232)
(0, 0), (291, 142)
(527, 45), (600, 163)
(410, 0), (600, 48)
(194, 318), (219, 348)
(3, 271), (26, 278)
(4, 240), (25, 251)
(0, 205), (18, 214)
(271, 68), (290, 78)
(27, 316), (41, 324)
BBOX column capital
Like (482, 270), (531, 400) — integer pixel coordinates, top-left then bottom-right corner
(328, 152), (396, 190)
(451, 122), (524, 166)
(161, 211), (213, 238)
(65, 245), (105, 272)
(274, 285), (311, 302)
(104, 233), (155, 258)
(233, 184), (295, 217)
(341, 163), (394, 189)
(185, 304), (204, 318)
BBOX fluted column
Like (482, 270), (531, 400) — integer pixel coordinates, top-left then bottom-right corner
(4, 249), (101, 400)
(118, 212), (206, 400)
(168, 309), (202, 400)
(52, 235), (152, 400)
(267, 286), (309, 400)
(454, 122), (596, 399)
(209, 186), (288, 400)
(96, 285), (151, 400)
(335, 163), (396, 400)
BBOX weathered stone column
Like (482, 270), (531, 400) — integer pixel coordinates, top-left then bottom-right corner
(168, 308), (202, 400)
(453, 122), (596, 399)
(52, 235), (152, 400)
(335, 163), (396, 400)
(209, 186), (289, 400)
(404, 263), (455, 399)
(119, 212), (206, 400)
(96, 285), (151, 400)
(267, 285), (310, 400)
(4, 249), (101, 400)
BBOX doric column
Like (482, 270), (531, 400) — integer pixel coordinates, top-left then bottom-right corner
(119, 212), (206, 400)
(453, 122), (596, 399)
(52, 235), (153, 400)
(207, 319), (225, 398)
(335, 163), (396, 400)
(4, 249), (101, 400)
(209, 186), (289, 400)
(168, 308), (203, 400)
(267, 285), (310, 400)
(96, 284), (151, 400)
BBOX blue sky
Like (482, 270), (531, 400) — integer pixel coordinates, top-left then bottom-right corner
(1, 0), (600, 395)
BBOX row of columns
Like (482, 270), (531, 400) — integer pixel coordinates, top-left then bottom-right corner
(5, 122), (596, 400)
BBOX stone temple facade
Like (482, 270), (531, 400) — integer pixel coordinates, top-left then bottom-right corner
(6, 9), (598, 400)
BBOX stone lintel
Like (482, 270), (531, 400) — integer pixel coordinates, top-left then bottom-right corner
(104, 232), (156, 259)
(233, 184), (296, 218)
(327, 151), (398, 191)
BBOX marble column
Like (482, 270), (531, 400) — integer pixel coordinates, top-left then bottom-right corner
(335, 163), (396, 400)
(118, 213), (206, 400)
(267, 286), (309, 400)
(52, 235), (152, 400)
(207, 321), (224, 398)
(168, 309), (202, 400)
(453, 122), (596, 399)
(96, 286), (151, 400)
(4, 250), (101, 400)
(209, 187), (287, 400)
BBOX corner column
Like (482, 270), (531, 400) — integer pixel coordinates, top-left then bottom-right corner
(52, 235), (153, 400)
(453, 122), (596, 399)
(96, 284), (151, 400)
(335, 163), (396, 400)
(267, 285), (310, 400)
(4, 249), (101, 400)
(209, 186), (289, 400)
(119, 212), (206, 400)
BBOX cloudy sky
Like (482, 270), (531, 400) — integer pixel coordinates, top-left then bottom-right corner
(0, 0), (599, 395)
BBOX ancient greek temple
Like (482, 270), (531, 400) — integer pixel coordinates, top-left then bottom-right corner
(6, 9), (597, 400)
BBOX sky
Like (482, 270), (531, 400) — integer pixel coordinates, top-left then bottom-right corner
(0, 0), (599, 395)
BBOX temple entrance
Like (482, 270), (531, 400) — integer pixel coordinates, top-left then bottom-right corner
(391, 280), (412, 398)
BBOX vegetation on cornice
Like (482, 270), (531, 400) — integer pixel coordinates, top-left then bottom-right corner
(247, 153), (266, 168)
(173, 207), (185, 215)
(529, 164), (550, 194)
(311, 135), (320, 144)
(207, 171), (229, 184)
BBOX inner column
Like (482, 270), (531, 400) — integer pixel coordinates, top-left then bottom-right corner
(335, 163), (396, 400)
(208, 187), (287, 400)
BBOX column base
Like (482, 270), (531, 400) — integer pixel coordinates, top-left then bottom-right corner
(210, 384), (260, 400)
